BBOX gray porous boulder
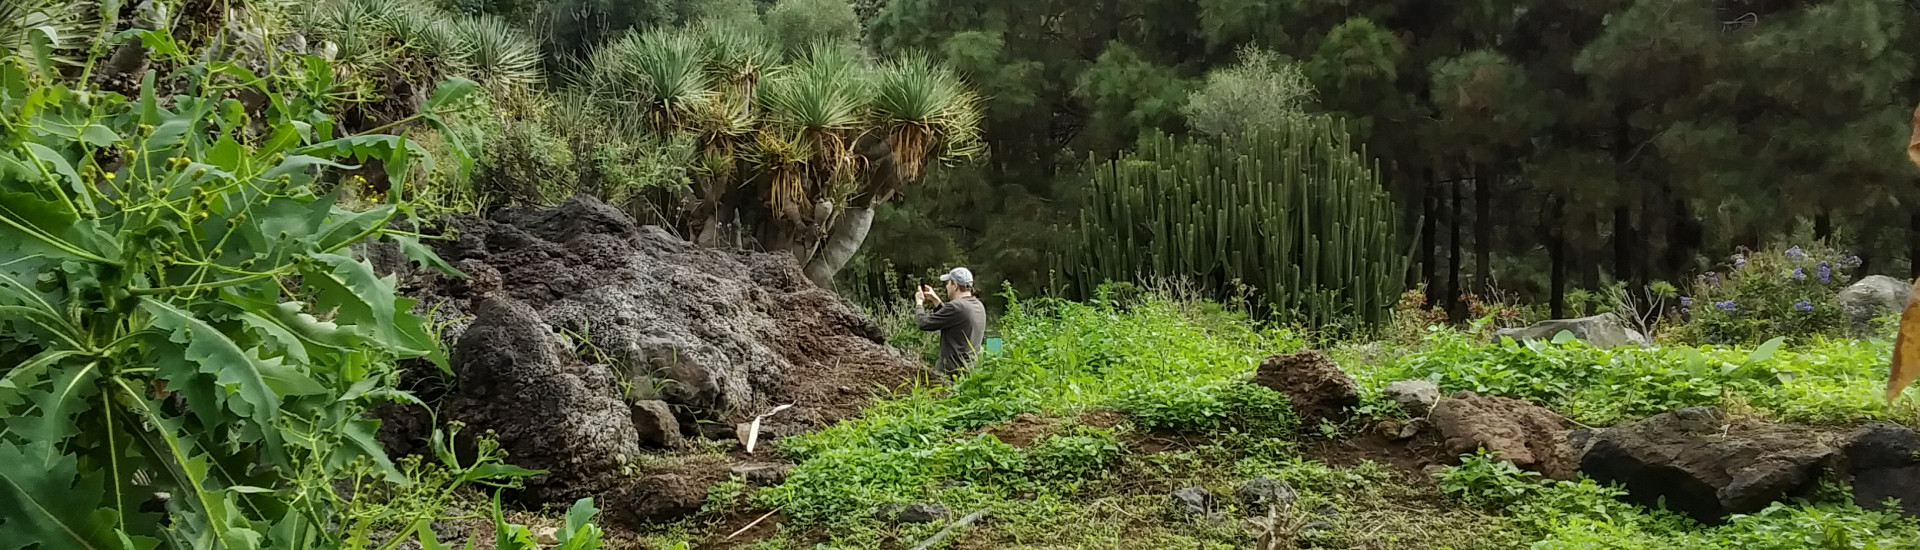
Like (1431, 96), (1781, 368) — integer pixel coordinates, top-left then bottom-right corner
(1492, 313), (1649, 349)
(406, 196), (918, 448)
(1836, 275), (1912, 334)
(1383, 379), (1441, 417)
(1579, 407), (1833, 524)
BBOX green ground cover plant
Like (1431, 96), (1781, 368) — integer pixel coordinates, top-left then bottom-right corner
(1355, 328), (1920, 427)
(654, 287), (1920, 549)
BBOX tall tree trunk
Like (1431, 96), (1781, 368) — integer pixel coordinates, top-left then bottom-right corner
(1550, 198), (1568, 319)
(804, 207), (877, 286)
(1612, 205), (1634, 283)
(1909, 213), (1920, 279)
(1663, 198), (1703, 282)
(1448, 176), (1464, 319)
(1814, 213), (1832, 242)
(1612, 107), (1635, 286)
(1421, 171), (1438, 301)
(1474, 171), (1492, 293)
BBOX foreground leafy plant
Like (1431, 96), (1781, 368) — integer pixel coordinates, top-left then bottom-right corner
(0, 29), (520, 548)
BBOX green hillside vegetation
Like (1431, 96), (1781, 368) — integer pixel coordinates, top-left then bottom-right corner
(615, 287), (1920, 549)
(7, 0), (1920, 548)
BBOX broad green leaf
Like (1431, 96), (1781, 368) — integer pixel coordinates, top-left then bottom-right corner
(316, 204), (394, 251)
(301, 254), (437, 358)
(417, 523), (454, 550)
(0, 349), (79, 407)
(260, 155), (352, 181)
(207, 135), (246, 174)
(14, 362), (100, 444)
(256, 359), (327, 397)
(227, 486), (277, 494)
(141, 299), (282, 425)
(0, 441), (127, 550)
(236, 311), (310, 363)
(425, 77), (479, 111)
(22, 143), (87, 200)
(1747, 337), (1785, 365)
(78, 124), (119, 148)
(558, 497), (602, 547)
(1549, 330), (1576, 345)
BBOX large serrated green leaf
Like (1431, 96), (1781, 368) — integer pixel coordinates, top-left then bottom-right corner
(301, 254), (436, 359)
(13, 362), (99, 444)
(0, 441), (127, 550)
(140, 299), (281, 425)
(0, 349), (79, 407)
(341, 418), (404, 483)
(390, 233), (465, 277)
(221, 289), (363, 354)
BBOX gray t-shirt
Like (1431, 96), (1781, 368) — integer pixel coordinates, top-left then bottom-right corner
(917, 295), (985, 374)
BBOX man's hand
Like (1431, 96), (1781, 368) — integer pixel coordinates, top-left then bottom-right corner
(916, 285), (941, 307)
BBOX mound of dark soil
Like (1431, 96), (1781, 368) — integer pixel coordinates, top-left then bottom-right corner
(1251, 351), (1361, 424)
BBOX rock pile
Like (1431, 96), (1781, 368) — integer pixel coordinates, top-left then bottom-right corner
(375, 196), (920, 505)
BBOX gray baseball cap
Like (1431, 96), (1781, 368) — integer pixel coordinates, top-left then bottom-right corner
(939, 267), (974, 287)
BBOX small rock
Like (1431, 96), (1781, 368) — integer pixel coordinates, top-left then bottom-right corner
(1250, 351), (1361, 424)
(600, 473), (713, 529)
(1396, 418), (1430, 440)
(1234, 477), (1297, 513)
(696, 421), (737, 441)
(875, 503), (949, 524)
(1171, 486), (1213, 515)
(1312, 503), (1340, 520)
(630, 399), (683, 449)
(1383, 379), (1441, 417)
(730, 462), (793, 486)
(536, 526), (559, 546)
(1492, 313), (1649, 349)
(1843, 423), (1920, 518)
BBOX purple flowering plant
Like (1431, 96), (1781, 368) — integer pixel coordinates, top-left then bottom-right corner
(1676, 242), (1852, 344)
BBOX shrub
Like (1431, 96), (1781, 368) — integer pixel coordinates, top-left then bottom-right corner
(0, 37), (576, 546)
(1674, 243), (1857, 344)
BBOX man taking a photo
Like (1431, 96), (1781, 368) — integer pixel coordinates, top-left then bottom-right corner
(916, 267), (986, 376)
